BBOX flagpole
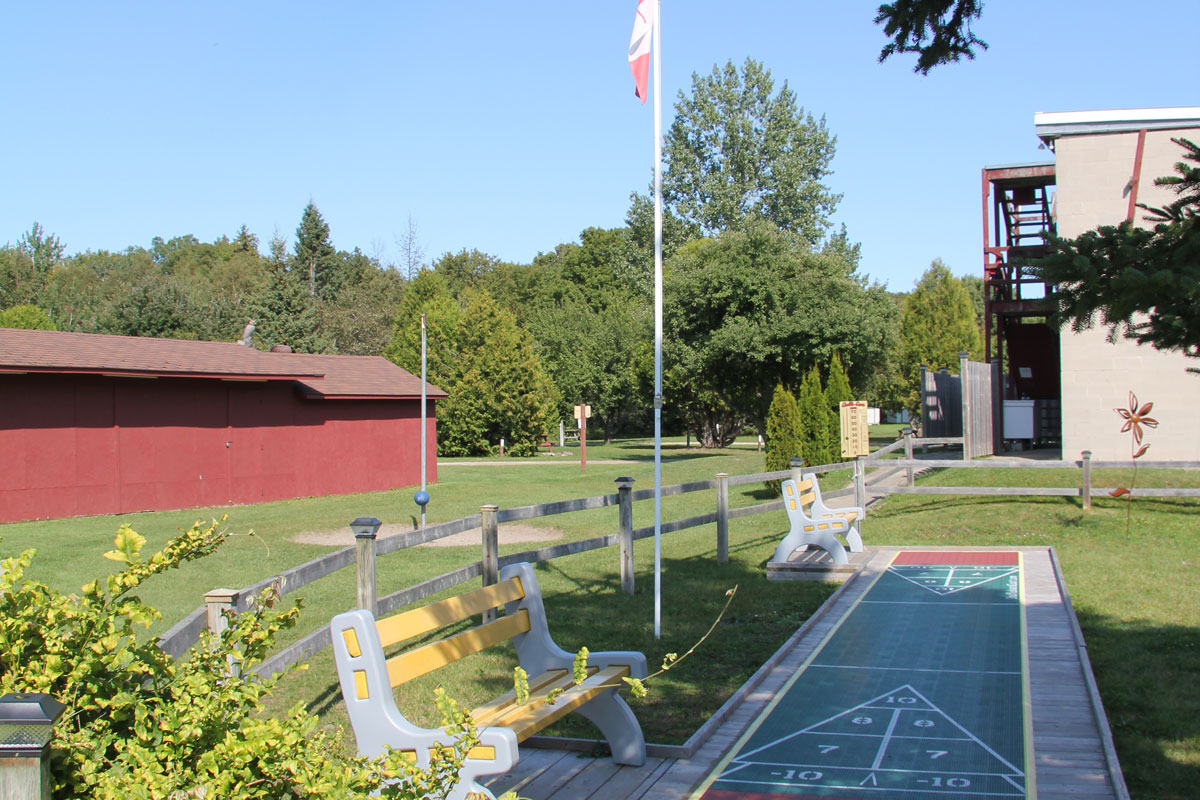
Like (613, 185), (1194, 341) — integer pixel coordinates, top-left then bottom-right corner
(652, 0), (664, 640)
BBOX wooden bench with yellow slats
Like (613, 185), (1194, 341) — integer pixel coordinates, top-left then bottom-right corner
(331, 560), (647, 800)
(771, 474), (865, 566)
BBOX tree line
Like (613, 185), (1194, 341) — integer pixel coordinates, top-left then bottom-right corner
(1, 60), (987, 458)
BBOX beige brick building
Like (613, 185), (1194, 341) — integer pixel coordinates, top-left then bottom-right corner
(1035, 108), (1200, 460)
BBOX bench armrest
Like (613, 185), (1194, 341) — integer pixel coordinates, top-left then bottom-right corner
(588, 650), (648, 679)
(499, 562), (648, 680)
(330, 608), (519, 794)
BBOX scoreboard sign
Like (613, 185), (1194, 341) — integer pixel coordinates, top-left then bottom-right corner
(840, 401), (869, 458)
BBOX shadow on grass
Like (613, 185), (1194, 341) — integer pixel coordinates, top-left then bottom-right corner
(875, 494), (1200, 522)
(1073, 608), (1200, 799)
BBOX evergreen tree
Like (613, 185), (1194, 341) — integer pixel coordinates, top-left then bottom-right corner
(250, 269), (331, 353)
(798, 365), (836, 467)
(764, 383), (803, 496)
(233, 224), (259, 254)
(438, 292), (558, 457)
(875, 0), (987, 74)
(294, 202), (337, 298)
(383, 270), (462, 389)
(899, 259), (982, 418)
(825, 352), (854, 410)
(1032, 138), (1200, 371)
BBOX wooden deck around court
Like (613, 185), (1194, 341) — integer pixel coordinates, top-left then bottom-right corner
(483, 547), (1128, 800)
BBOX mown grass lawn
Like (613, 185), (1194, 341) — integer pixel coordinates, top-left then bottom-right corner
(1, 435), (1195, 798)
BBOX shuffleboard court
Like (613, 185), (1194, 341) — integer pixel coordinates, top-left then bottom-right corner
(692, 551), (1034, 800)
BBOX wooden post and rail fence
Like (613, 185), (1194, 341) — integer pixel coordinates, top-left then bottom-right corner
(152, 432), (1199, 682)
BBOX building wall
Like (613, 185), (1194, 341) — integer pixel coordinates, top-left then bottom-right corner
(1055, 127), (1200, 460)
(0, 374), (438, 523)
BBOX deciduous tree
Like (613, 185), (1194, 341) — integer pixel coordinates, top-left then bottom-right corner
(652, 57), (840, 244)
(528, 290), (651, 443)
(653, 58), (840, 245)
(0, 303), (56, 330)
(665, 221), (895, 441)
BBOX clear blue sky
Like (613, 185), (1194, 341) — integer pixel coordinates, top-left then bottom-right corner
(2, 1), (1192, 291)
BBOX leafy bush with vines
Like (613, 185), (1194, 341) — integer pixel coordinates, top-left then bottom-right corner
(0, 519), (520, 800)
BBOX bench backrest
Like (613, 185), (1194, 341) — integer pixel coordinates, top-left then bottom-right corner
(342, 574), (530, 691)
(782, 476), (817, 514)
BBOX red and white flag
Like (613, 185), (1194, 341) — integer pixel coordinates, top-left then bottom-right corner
(628, 0), (652, 103)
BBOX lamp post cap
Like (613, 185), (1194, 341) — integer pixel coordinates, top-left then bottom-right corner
(349, 517), (383, 538)
(0, 694), (65, 725)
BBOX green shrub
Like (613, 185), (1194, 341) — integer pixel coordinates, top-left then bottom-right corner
(0, 520), (517, 800)
(798, 365), (837, 467)
(764, 383), (802, 495)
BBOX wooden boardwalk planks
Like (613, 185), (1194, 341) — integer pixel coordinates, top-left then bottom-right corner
(485, 547), (1127, 800)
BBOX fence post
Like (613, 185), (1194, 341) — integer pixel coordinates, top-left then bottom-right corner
(716, 473), (730, 565)
(616, 477), (636, 594)
(205, 588), (240, 636)
(481, 504), (499, 623)
(205, 587), (241, 676)
(789, 456), (804, 485)
(1081, 450), (1093, 511)
(350, 517), (381, 615)
(854, 458), (866, 513)
(903, 427), (914, 487)
(0, 693), (65, 800)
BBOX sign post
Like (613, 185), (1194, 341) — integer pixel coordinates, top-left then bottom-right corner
(840, 401), (871, 534)
(573, 404), (592, 472)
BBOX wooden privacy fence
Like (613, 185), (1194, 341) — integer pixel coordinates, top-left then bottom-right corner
(157, 459), (868, 677)
(919, 353), (996, 459)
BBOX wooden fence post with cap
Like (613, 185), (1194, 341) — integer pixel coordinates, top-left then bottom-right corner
(716, 473), (730, 565)
(350, 517), (382, 615)
(902, 427), (914, 487)
(619, 474), (638, 594)
(204, 587), (241, 676)
(481, 504), (499, 623)
(1081, 450), (1093, 511)
(0, 692), (65, 800)
(616, 477), (636, 594)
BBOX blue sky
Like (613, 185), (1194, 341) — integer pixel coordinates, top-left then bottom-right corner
(2, 1), (1192, 292)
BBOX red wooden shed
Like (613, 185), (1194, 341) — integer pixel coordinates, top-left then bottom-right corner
(0, 329), (446, 523)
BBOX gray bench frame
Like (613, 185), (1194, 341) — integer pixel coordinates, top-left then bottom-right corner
(331, 561), (647, 800)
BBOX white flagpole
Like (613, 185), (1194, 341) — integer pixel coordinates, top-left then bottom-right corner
(652, 0), (664, 640)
